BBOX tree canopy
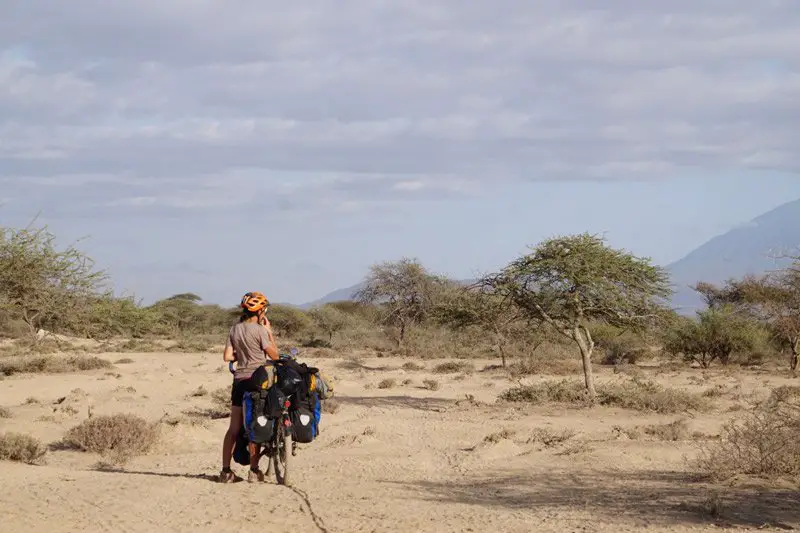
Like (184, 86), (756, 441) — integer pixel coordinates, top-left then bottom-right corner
(483, 233), (672, 396)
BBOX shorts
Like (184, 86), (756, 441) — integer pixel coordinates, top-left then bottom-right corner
(231, 377), (254, 407)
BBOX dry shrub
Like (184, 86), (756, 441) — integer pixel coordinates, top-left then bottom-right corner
(508, 354), (582, 377)
(109, 339), (160, 353)
(527, 427), (576, 447)
(402, 378), (413, 385)
(702, 384), (728, 398)
(617, 419), (690, 441)
(211, 387), (229, 408)
(396, 326), (487, 360)
(484, 428), (516, 443)
(338, 358), (365, 370)
(0, 354), (112, 376)
(500, 379), (589, 405)
(166, 337), (215, 353)
(62, 413), (159, 464)
(115, 357), (135, 364)
(402, 361), (425, 371)
(645, 419), (691, 441)
(695, 386), (800, 480)
(612, 363), (645, 379)
(432, 361), (473, 374)
(422, 378), (440, 391)
(0, 406), (11, 418)
(501, 377), (705, 414)
(189, 386), (208, 397)
(599, 378), (705, 414)
(377, 378), (395, 389)
(0, 432), (47, 464)
(322, 399), (340, 414)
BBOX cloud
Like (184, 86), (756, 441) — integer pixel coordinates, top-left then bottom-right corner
(0, 0), (800, 201)
(1, 1), (798, 213)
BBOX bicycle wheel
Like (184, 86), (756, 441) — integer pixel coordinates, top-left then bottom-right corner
(273, 422), (292, 486)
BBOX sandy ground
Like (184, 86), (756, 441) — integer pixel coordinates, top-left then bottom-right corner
(1, 351), (798, 533)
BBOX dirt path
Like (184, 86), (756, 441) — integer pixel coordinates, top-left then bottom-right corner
(1, 353), (797, 532)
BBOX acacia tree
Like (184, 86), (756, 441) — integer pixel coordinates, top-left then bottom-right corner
(434, 284), (526, 367)
(308, 305), (351, 343)
(708, 268), (800, 372)
(0, 223), (107, 342)
(483, 233), (672, 397)
(663, 305), (763, 368)
(354, 257), (444, 347)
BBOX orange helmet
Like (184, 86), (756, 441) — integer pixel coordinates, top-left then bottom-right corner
(240, 291), (269, 313)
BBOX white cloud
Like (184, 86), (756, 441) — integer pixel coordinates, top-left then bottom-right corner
(0, 1), (798, 209)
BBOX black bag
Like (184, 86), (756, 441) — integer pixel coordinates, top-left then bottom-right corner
(277, 364), (304, 395)
(264, 384), (287, 418)
(233, 431), (250, 465)
(291, 406), (316, 443)
(242, 389), (283, 444)
(248, 363), (276, 390)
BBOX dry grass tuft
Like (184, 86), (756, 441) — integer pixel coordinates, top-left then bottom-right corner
(322, 399), (341, 414)
(527, 427), (577, 447)
(615, 419), (691, 441)
(483, 428), (516, 443)
(432, 361), (473, 374)
(401, 361), (425, 371)
(0, 406), (12, 418)
(508, 355), (582, 377)
(695, 386), (800, 480)
(0, 354), (112, 376)
(189, 386), (208, 397)
(422, 378), (440, 391)
(500, 377), (705, 414)
(62, 413), (159, 464)
(377, 378), (395, 389)
(210, 387), (230, 412)
(0, 432), (47, 464)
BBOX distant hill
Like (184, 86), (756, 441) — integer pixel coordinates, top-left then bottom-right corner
(297, 199), (800, 315)
(297, 282), (364, 309)
(666, 198), (800, 314)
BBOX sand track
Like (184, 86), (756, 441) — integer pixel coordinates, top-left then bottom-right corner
(1, 352), (798, 532)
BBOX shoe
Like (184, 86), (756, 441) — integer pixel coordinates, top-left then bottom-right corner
(218, 469), (240, 483)
(248, 469), (265, 483)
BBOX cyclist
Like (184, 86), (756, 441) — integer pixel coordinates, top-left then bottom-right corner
(218, 291), (279, 483)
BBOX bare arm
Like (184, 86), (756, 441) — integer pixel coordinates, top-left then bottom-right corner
(223, 344), (236, 362)
(223, 331), (236, 362)
(261, 316), (279, 360)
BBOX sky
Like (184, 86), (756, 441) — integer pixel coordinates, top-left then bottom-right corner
(1, 1), (800, 306)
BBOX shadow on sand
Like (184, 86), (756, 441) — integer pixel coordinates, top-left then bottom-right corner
(388, 469), (799, 530)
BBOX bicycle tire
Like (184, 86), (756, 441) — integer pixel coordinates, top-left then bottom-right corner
(273, 423), (292, 486)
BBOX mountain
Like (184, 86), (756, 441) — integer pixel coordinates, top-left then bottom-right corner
(298, 199), (800, 314)
(666, 198), (800, 314)
(297, 282), (364, 309)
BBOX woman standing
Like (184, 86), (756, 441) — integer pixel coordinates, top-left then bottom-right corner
(218, 291), (278, 483)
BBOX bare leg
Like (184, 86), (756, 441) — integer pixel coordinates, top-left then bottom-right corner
(248, 442), (261, 470)
(222, 405), (243, 469)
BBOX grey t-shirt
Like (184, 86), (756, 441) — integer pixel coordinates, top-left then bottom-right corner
(225, 322), (272, 380)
